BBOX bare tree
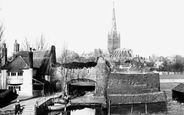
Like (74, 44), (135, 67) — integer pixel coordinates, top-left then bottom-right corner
(0, 24), (5, 59)
(0, 25), (3, 43)
(0, 9), (5, 47)
(21, 34), (48, 51)
(35, 34), (48, 51)
(59, 44), (69, 64)
(21, 37), (30, 51)
(59, 44), (79, 64)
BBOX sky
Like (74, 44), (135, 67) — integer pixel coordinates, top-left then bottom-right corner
(0, 0), (184, 58)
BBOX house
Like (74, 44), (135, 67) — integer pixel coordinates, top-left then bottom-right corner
(0, 40), (58, 96)
(172, 83), (184, 103)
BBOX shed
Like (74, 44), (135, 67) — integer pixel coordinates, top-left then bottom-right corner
(172, 83), (184, 103)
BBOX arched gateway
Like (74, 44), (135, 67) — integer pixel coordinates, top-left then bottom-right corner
(67, 78), (96, 96)
(56, 57), (111, 97)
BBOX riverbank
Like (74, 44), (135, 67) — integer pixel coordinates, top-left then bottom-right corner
(1, 93), (61, 115)
(1, 96), (39, 115)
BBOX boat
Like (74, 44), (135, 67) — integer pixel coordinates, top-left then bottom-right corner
(48, 103), (71, 111)
(53, 98), (67, 104)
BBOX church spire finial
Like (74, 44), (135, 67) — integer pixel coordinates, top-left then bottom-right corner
(112, 2), (117, 31)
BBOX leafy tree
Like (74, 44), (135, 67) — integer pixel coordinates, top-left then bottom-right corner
(173, 62), (184, 72)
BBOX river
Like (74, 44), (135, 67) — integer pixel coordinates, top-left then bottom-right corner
(45, 103), (167, 115)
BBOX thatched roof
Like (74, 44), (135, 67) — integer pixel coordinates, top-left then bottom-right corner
(108, 91), (167, 105)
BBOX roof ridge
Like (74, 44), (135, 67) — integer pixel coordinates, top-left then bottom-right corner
(19, 56), (30, 68)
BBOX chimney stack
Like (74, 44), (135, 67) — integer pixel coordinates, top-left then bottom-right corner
(29, 48), (33, 68)
(14, 40), (19, 54)
(51, 45), (56, 64)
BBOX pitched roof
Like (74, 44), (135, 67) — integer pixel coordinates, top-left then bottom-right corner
(172, 83), (184, 93)
(112, 48), (133, 60)
(2, 56), (29, 72)
(16, 50), (51, 59)
(1, 50), (52, 74)
(14, 50), (51, 68)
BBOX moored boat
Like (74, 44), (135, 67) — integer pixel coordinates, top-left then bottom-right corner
(48, 103), (71, 111)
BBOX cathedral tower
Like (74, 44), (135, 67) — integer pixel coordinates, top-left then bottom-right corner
(108, 2), (120, 54)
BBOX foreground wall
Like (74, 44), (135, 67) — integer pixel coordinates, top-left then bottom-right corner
(107, 73), (166, 105)
(108, 73), (160, 94)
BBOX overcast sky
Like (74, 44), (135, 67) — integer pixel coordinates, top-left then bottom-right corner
(0, 0), (184, 57)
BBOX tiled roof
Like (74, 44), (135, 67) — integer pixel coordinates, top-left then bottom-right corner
(21, 57), (49, 69)
(16, 50), (51, 58)
(172, 83), (184, 93)
(33, 50), (50, 58)
(112, 48), (133, 58)
(2, 56), (29, 72)
(1, 50), (52, 75)
(15, 50), (51, 69)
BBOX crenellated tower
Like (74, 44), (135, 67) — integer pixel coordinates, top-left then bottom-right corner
(108, 2), (120, 54)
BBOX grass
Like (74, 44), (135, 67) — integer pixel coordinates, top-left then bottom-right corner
(159, 74), (184, 115)
(160, 74), (184, 79)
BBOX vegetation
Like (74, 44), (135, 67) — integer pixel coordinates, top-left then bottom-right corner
(21, 34), (48, 51)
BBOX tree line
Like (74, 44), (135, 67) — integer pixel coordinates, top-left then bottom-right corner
(150, 55), (184, 73)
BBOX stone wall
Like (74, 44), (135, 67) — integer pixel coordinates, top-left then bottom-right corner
(107, 73), (160, 95)
(57, 57), (110, 97)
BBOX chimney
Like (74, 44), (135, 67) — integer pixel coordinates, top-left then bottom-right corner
(29, 48), (33, 68)
(14, 40), (19, 54)
(51, 45), (56, 64)
(1, 43), (7, 67)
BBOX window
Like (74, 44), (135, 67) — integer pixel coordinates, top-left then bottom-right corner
(9, 86), (13, 90)
(9, 85), (21, 91)
(11, 72), (16, 76)
(18, 72), (23, 76)
(8, 72), (10, 76)
(16, 86), (21, 91)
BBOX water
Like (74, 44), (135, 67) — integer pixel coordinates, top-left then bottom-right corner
(46, 103), (167, 115)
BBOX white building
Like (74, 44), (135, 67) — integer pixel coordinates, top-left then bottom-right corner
(0, 40), (58, 96)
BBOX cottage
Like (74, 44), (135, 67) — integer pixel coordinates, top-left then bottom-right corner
(172, 83), (184, 103)
(0, 40), (58, 96)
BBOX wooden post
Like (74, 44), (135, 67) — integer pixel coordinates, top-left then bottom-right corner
(145, 103), (148, 114)
(131, 104), (133, 114)
(64, 105), (66, 112)
(108, 100), (111, 115)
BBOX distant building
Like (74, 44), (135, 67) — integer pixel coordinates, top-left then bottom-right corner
(0, 40), (58, 96)
(108, 3), (120, 54)
(107, 3), (133, 64)
(111, 48), (133, 63)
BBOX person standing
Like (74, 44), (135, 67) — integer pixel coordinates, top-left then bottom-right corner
(15, 99), (21, 115)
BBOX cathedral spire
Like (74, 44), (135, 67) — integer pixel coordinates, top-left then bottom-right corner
(112, 2), (117, 31)
(108, 2), (120, 54)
